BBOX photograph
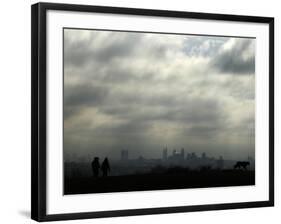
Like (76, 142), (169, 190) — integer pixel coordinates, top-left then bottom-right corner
(31, 2), (274, 221)
(63, 28), (256, 195)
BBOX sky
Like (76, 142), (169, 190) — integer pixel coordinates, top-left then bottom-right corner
(63, 29), (255, 161)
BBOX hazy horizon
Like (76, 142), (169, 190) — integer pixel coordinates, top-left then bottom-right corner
(63, 29), (255, 162)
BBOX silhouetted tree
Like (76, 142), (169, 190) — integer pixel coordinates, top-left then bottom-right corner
(101, 157), (110, 177)
(91, 157), (100, 177)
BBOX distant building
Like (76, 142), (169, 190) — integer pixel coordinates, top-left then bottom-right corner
(169, 148), (185, 163)
(191, 152), (197, 159)
(201, 152), (206, 159)
(162, 147), (168, 161)
(181, 148), (185, 158)
(121, 150), (128, 161)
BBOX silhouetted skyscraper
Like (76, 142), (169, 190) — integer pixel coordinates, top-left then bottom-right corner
(121, 150), (128, 161)
(180, 148), (185, 159)
(191, 152), (197, 159)
(201, 152), (206, 159)
(162, 147), (168, 161)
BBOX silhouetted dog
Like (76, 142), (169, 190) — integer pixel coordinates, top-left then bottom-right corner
(234, 161), (250, 170)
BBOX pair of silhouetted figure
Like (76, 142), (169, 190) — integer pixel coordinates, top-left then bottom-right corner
(91, 157), (110, 177)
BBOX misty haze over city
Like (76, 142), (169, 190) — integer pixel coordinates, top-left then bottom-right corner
(63, 29), (255, 163)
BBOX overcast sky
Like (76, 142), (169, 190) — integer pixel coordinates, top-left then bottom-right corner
(63, 29), (255, 161)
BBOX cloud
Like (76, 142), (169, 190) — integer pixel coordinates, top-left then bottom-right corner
(183, 36), (228, 57)
(63, 29), (255, 160)
(64, 83), (110, 119)
(64, 30), (142, 67)
(65, 83), (110, 107)
(211, 38), (255, 74)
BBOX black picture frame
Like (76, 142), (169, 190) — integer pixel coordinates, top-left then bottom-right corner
(31, 2), (274, 222)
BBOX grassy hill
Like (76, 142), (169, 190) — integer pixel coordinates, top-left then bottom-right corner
(64, 169), (255, 195)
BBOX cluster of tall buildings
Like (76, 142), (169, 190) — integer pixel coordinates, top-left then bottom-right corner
(65, 148), (254, 178)
(161, 147), (224, 169)
(120, 147), (225, 169)
(162, 147), (185, 161)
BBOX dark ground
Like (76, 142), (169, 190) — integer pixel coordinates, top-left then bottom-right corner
(64, 169), (255, 195)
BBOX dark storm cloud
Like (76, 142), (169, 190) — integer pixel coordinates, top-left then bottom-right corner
(102, 104), (222, 124)
(211, 39), (255, 74)
(97, 90), (223, 126)
(186, 125), (221, 138)
(64, 30), (172, 70)
(64, 106), (80, 120)
(64, 83), (110, 119)
(64, 31), (142, 67)
(64, 83), (109, 107)
(92, 63), (158, 84)
(94, 121), (151, 138)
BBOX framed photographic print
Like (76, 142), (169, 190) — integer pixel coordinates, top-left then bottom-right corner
(31, 2), (274, 222)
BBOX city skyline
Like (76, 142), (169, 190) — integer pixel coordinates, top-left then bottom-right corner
(64, 146), (255, 183)
(65, 146), (254, 163)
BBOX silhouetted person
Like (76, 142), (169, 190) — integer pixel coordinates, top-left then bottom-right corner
(101, 157), (110, 177)
(91, 157), (100, 178)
